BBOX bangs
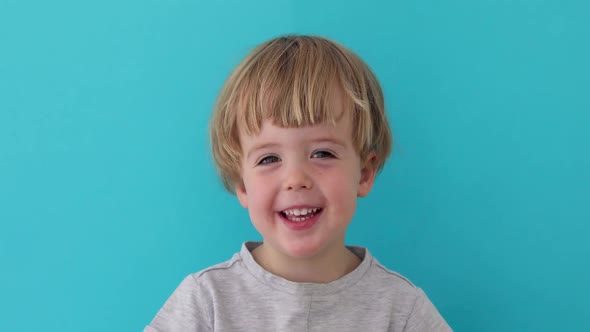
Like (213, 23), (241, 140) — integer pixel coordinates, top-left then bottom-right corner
(228, 36), (366, 136)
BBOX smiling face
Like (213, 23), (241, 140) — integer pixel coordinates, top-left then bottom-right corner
(235, 111), (377, 260)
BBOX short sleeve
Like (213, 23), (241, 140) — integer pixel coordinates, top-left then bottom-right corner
(402, 288), (452, 332)
(144, 275), (212, 332)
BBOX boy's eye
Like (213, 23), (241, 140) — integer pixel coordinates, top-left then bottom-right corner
(257, 155), (280, 165)
(311, 150), (335, 159)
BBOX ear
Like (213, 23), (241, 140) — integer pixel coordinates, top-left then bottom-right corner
(235, 181), (248, 208)
(358, 152), (378, 197)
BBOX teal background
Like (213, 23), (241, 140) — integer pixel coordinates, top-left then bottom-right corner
(1, 0), (588, 331)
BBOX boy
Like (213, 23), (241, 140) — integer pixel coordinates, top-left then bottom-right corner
(145, 35), (452, 331)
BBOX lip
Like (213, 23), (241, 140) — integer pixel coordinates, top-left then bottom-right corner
(278, 208), (322, 231)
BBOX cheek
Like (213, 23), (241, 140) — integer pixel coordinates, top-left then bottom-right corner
(245, 177), (275, 208)
(322, 170), (359, 201)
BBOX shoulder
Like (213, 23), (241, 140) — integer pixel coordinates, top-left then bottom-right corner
(160, 254), (245, 305)
(353, 246), (417, 293)
(145, 253), (247, 330)
(359, 251), (452, 331)
(370, 258), (417, 288)
(188, 251), (248, 288)
(351, 248), (423, 310)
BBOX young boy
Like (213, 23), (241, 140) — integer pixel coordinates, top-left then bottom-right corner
(145, 35), (452, 332)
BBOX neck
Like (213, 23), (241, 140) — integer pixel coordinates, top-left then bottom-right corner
(251, 243), (361, 283)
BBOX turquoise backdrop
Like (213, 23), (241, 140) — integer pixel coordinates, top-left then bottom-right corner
(1, 0), (588, 331)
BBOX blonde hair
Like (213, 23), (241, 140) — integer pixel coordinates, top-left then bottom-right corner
(210, 35), (392, 193)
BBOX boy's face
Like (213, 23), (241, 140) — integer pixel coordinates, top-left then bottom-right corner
(235, 106), (377, 260)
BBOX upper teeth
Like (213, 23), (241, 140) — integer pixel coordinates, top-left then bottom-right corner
(283, 208), (320, 216)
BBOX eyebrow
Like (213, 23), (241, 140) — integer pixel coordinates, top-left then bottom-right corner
(246, 143), (280, 160)
(311, 137), (347, 148)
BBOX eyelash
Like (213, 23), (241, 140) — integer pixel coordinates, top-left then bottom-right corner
(311, 150), (336, 159)
(257, 155), (280, 165)
(256, 150), (335, 166)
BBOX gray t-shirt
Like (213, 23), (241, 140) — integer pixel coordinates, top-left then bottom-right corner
(145, 242), (452, 332)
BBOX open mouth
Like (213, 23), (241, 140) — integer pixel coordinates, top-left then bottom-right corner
(280, 207), (323, 222)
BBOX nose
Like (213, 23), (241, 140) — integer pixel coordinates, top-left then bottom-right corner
(283, 163), (313, 191)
